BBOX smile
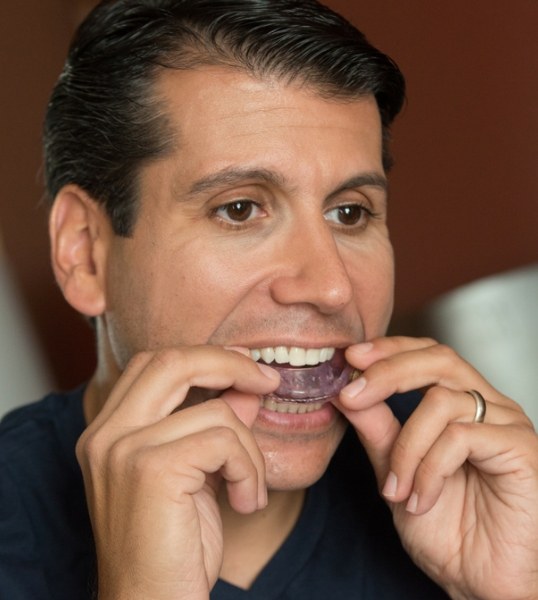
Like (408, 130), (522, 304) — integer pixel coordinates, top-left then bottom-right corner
(249, 346), (335, 367)
(249, 346), (353, 410)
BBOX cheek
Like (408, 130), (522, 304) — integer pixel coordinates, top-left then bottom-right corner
(172, 244), (260, 333)
(349, 240), (394, 337)
(117, 241), (259, 348)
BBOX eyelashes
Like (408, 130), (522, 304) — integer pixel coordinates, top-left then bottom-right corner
(211, 198), (379, 232)
(212, 199), (266, 225)
(324, 204), (378, 228)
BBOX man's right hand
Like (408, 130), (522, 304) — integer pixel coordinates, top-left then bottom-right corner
(75, 346), (280, 600)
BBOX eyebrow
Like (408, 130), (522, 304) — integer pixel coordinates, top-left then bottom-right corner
(328, 173), (388, 198)
(185, 167), (287, 198)
(184, 166), (388, 200)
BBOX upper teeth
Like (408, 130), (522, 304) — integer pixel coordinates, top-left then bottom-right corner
(249, 346), (335, 367)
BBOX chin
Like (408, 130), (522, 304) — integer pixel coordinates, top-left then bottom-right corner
(257, 420), (348, 491)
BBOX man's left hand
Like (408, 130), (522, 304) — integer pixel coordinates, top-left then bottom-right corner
(336, 336), (538, 600)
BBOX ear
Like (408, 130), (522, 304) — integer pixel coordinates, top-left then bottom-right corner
(49, 185), (112, 317)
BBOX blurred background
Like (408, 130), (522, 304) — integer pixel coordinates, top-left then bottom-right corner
(0, 0), (536, 419)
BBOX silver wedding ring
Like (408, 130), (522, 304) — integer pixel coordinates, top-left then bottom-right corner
(466, 389), (487, 423)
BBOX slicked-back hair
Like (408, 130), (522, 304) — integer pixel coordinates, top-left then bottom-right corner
(44, 0), (406, 236)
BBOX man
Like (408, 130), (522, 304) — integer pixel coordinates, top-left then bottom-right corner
(1, 1), (537, 598)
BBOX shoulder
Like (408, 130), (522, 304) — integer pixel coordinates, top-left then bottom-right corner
(0, 386), (87, 492)
(0, 386), (94, 598)
(1, 385), (85, 427)
(0, 386), (86, 453)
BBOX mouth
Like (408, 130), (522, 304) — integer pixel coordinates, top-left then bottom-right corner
(249, 346), (355, 411)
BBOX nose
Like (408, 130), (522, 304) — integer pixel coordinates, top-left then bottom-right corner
(269, 218), (354, 314)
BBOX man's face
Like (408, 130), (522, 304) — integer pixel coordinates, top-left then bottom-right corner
(102, 67), (394, 490)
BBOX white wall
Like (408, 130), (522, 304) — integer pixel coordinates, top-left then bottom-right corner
(0, 249), (52, 417)
(405, 264), (538, 427)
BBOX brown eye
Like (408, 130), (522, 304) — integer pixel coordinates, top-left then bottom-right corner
(213, 198), (266, 228)
(223, 200), (254, 222)
(325, 204), (371, 227)
(337, 205), (364, 225)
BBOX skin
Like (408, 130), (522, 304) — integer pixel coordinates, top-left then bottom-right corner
(49, 67), (538, 599)
(85, 67), (393, 492)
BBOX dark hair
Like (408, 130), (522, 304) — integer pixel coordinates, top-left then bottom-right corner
(43, 0), (406, 236)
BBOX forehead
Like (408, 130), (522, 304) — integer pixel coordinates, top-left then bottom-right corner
(152, 67), (384, 189)
(158, 65), (381, 133)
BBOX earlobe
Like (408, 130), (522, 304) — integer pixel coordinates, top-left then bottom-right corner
(49, 185), (111, 317)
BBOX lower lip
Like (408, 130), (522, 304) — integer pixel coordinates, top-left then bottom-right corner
(256, 398), (338, 431)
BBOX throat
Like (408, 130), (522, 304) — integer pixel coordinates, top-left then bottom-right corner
(219, 488), (305, 590)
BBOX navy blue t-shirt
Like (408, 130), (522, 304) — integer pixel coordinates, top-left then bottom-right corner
(0, 387), (448, 599)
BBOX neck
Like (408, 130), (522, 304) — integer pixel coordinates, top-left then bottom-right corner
(218, 487), (305, 590)
(82, 317), (123, 424)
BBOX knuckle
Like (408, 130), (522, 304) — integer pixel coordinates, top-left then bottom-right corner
(369, 358), (392, 380)
(515, 413), (535, 431)
(75, 428), (115, 478)
(108, 436), (135, 472)
(208, 425), (241, 447)
(152, 347), (187, 372)
(202, 398), (235, 419)
(443, 421), (468, 444)
(516, 410), (536, 431)
(74, 434), (88, 466)
(198, 398), (240, 428)
(76, 429), (105, 464)
(431, 343), (459, 366)
(420, 386), (451, 417)
(126, 349), (153, 370)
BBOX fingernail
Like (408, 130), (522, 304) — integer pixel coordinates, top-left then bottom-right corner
(406, 492), (419, 514)
(350, 342), (373, 355)
(341, 376), (367, 399)
(225, 345), (250, 356)
(256, 362), (280, 382)
(382, 471), (398, 498)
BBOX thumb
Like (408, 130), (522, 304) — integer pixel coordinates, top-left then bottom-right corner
(220, 390), (261, 429)
(335, 397), (401, 493)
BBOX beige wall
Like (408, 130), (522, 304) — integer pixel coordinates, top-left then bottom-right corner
(1, 1), (536, 390)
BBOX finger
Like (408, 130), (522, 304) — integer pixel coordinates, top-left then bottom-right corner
(221, 391), (268, 507)
(219, 389), (261, 429)
(337, 338), (435, 490)
(384, 387), (527, 502)
(109, 397), (262, 456)
(334, 396), (401, 489)
(346, 336), (438, 370)
(342, 341), (512, 414)
(101, 395), (266, 508)
(109, 396), (266, 499)
(403, 422), (534, 515)
(98, 346), (280, 427)
(126, 427), (264, 513)
(179, 428), (263, 513)
(90, 350), (155, 425)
